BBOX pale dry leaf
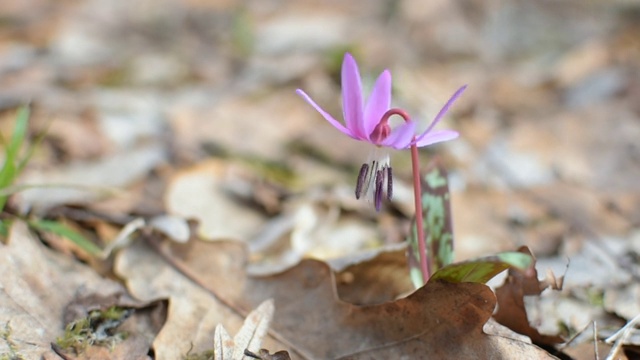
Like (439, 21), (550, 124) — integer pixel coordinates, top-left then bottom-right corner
(214, 324), (233, 360)
(604, 284), (640, 321)
(149, 214), (191, 243)
(165, 160), (265, 241)
(101, 217), (145, 258)
(14, 144), (166, 213)
(170, 92), (316, 160)
(233, 299), (274, 360)
(247, 202), (381, 276)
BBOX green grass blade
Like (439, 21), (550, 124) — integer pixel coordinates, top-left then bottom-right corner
(0, 160), (16, 191)
(0, 106), (31, 211)
(8, 106), (30, 159)
(0, 219), (10, 237)
(17, 117), (49, 173)
(29, 220), (103, 256)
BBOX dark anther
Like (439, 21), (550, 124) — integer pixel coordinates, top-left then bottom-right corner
(363, 160), (378, 196)
(386, 167), (393, 200)
(374, 169), (384, 211)
(355, 163), (369, 199)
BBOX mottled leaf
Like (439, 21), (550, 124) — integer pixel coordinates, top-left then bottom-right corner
(407, 160), (454, 288)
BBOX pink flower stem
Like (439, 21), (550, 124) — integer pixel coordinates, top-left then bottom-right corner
(380, 109), (431, 283)
(410, 136), (431, 282)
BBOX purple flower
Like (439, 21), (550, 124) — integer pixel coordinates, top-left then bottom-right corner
(296, 53), (464, 149)
(296, 53), (465, 210)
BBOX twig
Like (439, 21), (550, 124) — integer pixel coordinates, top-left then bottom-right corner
(605, 313), (640, 360)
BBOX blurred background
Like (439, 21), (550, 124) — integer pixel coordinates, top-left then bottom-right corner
(1, 0), (640, 316)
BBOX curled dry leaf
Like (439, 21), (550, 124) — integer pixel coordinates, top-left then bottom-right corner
(148, 214), (191, 244)
(116, 237), (556, 359)
(494, 246), (565, 346)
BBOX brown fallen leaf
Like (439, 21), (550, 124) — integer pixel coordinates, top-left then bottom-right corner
(494, 246), (565, 346)
(333, 248), (414, 305)
(563, 341), (627, 360)
(116, 236), (556, 359)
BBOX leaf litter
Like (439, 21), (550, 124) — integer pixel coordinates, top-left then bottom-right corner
(0, 222), (164, 359)
(115, 234), (553, 359)
(1, 0), (640, 359)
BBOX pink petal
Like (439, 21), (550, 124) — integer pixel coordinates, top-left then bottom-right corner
(296, 89), (355, 138)
(414, 85), (467, 144)
(414, 130), (459, 147)
(341, 53), (366, 139)
(363, 70), (392, 140)
(381, 121), (416, 149)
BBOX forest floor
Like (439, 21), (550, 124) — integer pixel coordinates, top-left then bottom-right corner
(1, 1), (640, 359)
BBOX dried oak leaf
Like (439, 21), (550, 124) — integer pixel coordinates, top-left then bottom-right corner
(333, 247), (414, 305)
(117, 237), (555, 359)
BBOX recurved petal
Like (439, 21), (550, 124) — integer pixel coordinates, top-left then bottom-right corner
(341, 53), (366, 139)
(414, 129), (459, 147)
(363, 69), (392, 139)
(381, 121), (417, 149)
(414, 85), (467, 144)
(296, 89), (355, 138)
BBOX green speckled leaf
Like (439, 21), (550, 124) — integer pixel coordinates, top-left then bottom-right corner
(429, 252), (534, 284)
(406, 161), (454, 288)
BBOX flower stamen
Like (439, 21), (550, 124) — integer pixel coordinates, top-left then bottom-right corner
(355, 163), (369, 199)
(360, 160), (376, 197)
(355, 156), (393, 211)
(386, 167), (393, 200)
(374, 169), (384, 211)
